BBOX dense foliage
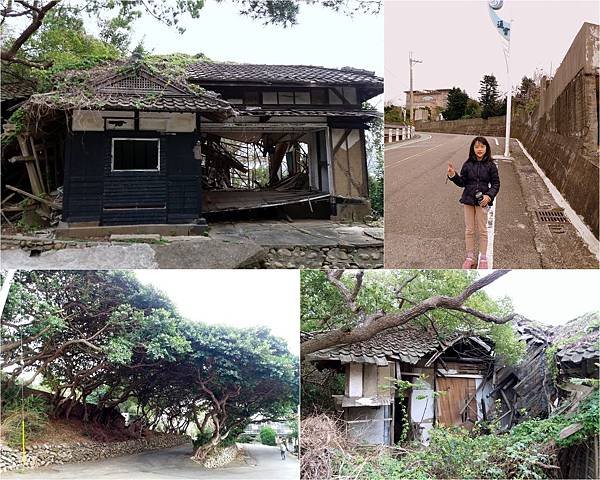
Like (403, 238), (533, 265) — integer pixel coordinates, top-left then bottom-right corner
(1, 271), (298, 457)
(364, 102), (383, 217)
(259, 426), (277, 446)
(300, 270), (524, 364)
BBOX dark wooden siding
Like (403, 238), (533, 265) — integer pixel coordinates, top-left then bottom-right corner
(63, 130), (201, 225)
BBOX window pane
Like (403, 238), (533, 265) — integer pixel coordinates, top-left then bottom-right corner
(245, 91), (259, 105)
(295, 92), (310, 104)
(263, 92), (277, 104)
(311, 88), (327, 105)
(113, 139), (159, 170)
(278, 92), (294, 104)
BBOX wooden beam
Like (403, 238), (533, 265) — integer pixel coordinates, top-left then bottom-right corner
(5, 185), (60, 209)
(8, 155), (35, 163)
(332, 129), (351, 157)
(16, 135), (45, 196)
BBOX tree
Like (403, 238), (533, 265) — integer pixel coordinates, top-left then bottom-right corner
(300, 270), (523, 361)
(463, 98), (481, 119)
(1, 0), (382, 68)
(260, 426), (277, 446)
(479, 74), (501, 119)
(1, 271), (298, 455)
(384, 105), (405, 123)
(442, 87), (469, 120)
(365, 101), (383, 217)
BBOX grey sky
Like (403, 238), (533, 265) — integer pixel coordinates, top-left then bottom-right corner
(135, 270), (300, 355)
(481, 270), (599, 325)
(385, 0), (599, 103)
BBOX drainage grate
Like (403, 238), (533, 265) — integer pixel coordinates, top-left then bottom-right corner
(548, 224), (567, 234)
(535, 210), (567, 223)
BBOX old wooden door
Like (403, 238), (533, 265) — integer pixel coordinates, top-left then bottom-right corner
(436, 377), (478, 428)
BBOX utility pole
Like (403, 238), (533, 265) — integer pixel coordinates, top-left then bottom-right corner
(408, 51), (422, 124)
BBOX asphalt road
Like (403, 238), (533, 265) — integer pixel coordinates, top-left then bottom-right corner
(2, 443), (299, 480)
(384, 131), (597, 269)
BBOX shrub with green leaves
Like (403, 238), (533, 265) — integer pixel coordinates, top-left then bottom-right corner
(259, 426), (277, 446)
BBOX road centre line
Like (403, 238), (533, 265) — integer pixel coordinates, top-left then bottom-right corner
(385, 143), (445, 169)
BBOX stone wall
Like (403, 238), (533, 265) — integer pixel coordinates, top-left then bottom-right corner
(265, 245), (383, 269)
(202, 445), (240, 469)
(0, 434), (188, 472)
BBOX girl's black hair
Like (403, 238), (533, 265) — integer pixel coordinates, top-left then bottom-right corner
(468, 136), (492, 162)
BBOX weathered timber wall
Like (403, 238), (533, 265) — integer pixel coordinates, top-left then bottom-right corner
(63, 131), (201, 225)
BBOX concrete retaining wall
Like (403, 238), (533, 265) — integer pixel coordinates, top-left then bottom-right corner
(0, 434), (188, 472)
(415, 116), (506, 137)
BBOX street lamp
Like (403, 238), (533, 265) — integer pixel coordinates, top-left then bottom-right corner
(488, 0), (513, 157)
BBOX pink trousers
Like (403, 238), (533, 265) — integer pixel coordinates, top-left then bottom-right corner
(463, 205), (488, 255)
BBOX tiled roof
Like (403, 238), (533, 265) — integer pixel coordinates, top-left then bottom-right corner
(24, 59), (235, 117)
(238, 108), (381, 119)
(303, 324), (464, 366)
(186, 62), (383, 87)
(27, 92), (232, 113)
(555, 312), (599, 371)
(1, 82), (37, 101)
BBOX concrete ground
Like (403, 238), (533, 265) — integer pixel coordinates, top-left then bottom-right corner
(2, 443), (299, 480)
(0, 220), (382, 269)
(384, 131), (598, 269)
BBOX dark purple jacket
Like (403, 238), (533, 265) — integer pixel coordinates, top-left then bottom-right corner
(449, 158), (500, 206)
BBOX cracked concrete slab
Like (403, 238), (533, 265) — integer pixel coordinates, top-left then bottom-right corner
(0, 244), (157, 269)
(153, 239), (265, 269)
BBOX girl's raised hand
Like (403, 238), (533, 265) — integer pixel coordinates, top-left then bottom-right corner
(447, 163), (456, 177)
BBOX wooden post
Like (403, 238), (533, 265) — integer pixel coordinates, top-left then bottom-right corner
(16, 135), (45, 196)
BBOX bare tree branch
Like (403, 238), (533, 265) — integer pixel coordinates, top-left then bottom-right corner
(301, 270), (514, 360)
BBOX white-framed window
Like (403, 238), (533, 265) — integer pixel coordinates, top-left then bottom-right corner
(111, 138), (160, 172)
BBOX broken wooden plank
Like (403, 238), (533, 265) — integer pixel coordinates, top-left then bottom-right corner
(558, 422), (583, 440)
(1, 193), (16, 205)
(8, 155), (35, 163)
(5, 185), (61, 209)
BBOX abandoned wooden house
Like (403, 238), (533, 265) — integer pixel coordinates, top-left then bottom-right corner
(303, 324), (496, 445)
(1, 55), (382, 230)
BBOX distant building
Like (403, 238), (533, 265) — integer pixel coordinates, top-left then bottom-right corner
(404, 89), (451, 121)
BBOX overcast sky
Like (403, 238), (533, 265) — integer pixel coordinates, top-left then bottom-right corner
(117, 0), (383, 79)
(135, 270), (299, 355)
(481, 270), (599, 325)
(385, 0), (599, 103)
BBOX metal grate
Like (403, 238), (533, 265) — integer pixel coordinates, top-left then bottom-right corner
(535, 210), (567, 223)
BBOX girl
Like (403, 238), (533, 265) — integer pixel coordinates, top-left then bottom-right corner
(447, 136), (499, 269)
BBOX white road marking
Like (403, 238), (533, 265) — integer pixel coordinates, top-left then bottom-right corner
(494, 137), (499, 146)
(516, 139), (599, 261)
(385, 134), (433, 150)
(385, 143), (445, 170)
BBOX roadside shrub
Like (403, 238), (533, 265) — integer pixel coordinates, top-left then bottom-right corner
(2, 407), (49, 448)
(259, 426), (277, 446)
(236, 433), (253, 443)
